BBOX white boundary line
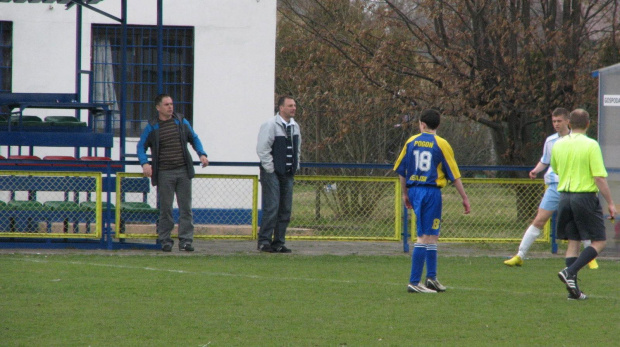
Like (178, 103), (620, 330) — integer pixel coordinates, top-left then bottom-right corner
(4, 256), (619, 301)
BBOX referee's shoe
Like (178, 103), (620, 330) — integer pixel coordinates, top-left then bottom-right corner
(558, 268), (581, 298)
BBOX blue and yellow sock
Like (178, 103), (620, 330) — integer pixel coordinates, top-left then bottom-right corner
(409, 243), (427, 284)
(426, 243), (438, 280)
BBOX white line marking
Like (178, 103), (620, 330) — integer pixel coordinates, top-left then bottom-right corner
(4, 257), (619, 300)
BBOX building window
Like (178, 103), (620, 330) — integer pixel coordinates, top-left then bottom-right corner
(0, 21), (12, 94)
(91, 24), (194, 137)
(0, 21), (12, 118)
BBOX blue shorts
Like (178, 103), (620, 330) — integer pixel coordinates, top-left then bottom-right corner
(539, 183), (559, 211)
(408, 186), (442, 236)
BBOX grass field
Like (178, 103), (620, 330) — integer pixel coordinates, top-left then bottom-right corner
(1, 252), (619, 346)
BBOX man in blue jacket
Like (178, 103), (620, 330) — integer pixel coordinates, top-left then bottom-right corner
(137, 94), (209, 252)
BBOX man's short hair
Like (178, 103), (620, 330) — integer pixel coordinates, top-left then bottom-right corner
(276, 95), (295, 114)
(552, 107), (569, 118)
(420, 109), (441, 130)
(277, 95), (294, 107)
(569, 109), (590, 129)
(154, 93), (171, 106)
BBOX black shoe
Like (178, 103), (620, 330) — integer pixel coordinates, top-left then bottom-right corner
(162, 244), (172, 252)
(258, 244), (274, 253)
(272, 245), (292, 253)
(558, 268), (580, 297)
(180, 244), (194, 252)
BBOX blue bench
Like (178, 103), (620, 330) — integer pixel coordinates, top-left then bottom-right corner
(0, 93), (78, 106)
(0, 93), (114, 151)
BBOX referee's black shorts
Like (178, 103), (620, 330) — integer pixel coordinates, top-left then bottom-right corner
(556, 192), (607, 241)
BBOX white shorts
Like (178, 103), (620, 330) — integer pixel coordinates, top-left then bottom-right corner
(539, 183), (559, 211)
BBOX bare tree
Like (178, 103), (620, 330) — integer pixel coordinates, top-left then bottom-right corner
(278, 0), (619, 168)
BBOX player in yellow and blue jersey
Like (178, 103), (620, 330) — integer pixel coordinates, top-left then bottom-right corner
(394, 109), (470, 293)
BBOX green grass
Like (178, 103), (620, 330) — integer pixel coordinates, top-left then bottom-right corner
(1, 253), (619, 346)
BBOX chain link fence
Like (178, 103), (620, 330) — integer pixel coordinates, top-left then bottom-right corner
(438, 178), (548, 242)
(0, 171), (549, 244)
(289, 177), (547, 243)
(289, 176), (401, 240)
(116, 173), (258, 240)
(0, 171), (102, 238)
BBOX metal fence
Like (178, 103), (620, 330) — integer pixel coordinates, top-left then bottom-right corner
(289, 176), (401, 241)
(438, 178), (548, 242)
(116, 172), (258, 240)
(0, 170), (550, 245)
(0, 171), (102, 238)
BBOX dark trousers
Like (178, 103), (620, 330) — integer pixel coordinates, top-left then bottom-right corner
(157, 167), (194, 246)
(258, 168), (294, 247)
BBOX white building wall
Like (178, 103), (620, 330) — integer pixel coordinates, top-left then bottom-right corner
(0, 0), (276, 177)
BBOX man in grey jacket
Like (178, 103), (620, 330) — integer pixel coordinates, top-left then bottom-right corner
(256, 95), (302, 253)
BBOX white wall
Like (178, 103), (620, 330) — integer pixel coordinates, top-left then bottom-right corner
(0, 0), (276, 176)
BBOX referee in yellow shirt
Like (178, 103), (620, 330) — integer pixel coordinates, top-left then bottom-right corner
(551, 109), (616, 300)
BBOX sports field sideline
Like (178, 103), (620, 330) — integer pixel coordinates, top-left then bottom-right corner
(2, 239), (619, 259)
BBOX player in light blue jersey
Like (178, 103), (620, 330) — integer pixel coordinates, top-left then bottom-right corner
(394, 109), (470, 293)
(504, 108), (598, 269)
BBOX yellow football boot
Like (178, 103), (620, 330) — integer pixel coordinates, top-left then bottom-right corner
(504, 255), (523, 267)
(587, 259), (599, 269)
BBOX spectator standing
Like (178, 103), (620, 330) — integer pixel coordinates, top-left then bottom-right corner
(256, 96), (301, 253)
(137, 94), (209, 252)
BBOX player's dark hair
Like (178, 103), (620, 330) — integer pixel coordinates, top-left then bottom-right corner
(154, 93), (171, 106)
(420, 109), (441, 130)
(569, 109), (589, 129)
(551, 107), (569, 118)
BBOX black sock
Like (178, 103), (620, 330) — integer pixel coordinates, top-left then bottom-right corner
(567, 247), (598, 275)
(565, 257), (577, 268)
